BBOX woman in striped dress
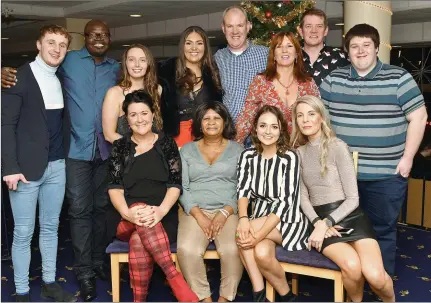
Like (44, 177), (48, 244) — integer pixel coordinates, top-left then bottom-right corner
(236, 105), (309, 302)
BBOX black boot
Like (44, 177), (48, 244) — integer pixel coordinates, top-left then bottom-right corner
(16, 294), (30, 302)
(94, 264), (110, 281)
(279, 290), (297, 302)
(41, 282), (77, 302)
(79, 278), (97, 302)
(253, 289), (266, 302)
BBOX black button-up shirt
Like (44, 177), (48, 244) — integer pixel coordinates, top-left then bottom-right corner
(302, 44), (350, 86)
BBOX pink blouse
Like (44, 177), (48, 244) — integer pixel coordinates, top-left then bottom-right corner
(236, 74), (320, 144)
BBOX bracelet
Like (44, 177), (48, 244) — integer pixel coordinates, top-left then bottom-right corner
(219, 209), (229, 218)
(311, 217), (321, 226)
(239, 216), (249, 220)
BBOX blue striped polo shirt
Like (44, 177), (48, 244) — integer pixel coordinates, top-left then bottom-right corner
(320, 59), (425, 180)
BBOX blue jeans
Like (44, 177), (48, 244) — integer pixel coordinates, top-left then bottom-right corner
(9, 159), (66, 294)
(358, 174), (408, 276)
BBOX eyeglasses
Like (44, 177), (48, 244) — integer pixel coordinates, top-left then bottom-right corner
(85, 32), (110, 39)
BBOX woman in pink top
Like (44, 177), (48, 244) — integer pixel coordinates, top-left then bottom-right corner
(236, 32), (320, 144)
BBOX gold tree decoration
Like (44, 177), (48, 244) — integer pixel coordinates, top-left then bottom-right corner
(242, 0), (315, 46)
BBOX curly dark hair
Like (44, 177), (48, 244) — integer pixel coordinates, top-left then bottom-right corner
(251, 105), (291, 154)
(192, 101), (236, 140)
(122, 89), (162, 131)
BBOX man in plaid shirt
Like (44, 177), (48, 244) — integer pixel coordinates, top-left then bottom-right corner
(215, 5), (268, 123)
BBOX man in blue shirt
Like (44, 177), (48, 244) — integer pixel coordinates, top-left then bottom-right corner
(60, 20), (120, 301)
(2, 20), (120, 302)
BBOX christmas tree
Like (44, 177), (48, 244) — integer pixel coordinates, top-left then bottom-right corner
(241, 1), (315, 46)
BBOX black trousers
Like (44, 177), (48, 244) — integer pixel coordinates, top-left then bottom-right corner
(66, 157), (109, 280)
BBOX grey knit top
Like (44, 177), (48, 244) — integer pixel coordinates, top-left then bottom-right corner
(298, 137), (359, 224)
(179, 140), (244, 214)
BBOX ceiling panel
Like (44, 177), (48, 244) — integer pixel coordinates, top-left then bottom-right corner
(4, 1), (92, 7)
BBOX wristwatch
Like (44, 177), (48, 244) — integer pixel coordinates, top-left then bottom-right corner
(323, 218), (333, 228)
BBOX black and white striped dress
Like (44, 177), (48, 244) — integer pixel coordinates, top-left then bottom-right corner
(237, 148), (309, 251)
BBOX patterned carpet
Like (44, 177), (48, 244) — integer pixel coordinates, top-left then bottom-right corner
(1, 207), (430, 302)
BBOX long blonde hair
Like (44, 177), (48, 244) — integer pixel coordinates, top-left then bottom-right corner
(291, 95), (336, 176)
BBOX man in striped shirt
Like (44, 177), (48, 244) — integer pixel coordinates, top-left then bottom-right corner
(320, 24), (427, 277)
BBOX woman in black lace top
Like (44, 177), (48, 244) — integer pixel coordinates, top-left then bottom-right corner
(107, 90), (198, 302)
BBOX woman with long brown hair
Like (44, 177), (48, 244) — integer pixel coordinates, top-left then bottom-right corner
(236, 32), (320, 145)
(236, 105), (309, 302)
(159, 25), (223, 147)
(102, 44), (162, 143)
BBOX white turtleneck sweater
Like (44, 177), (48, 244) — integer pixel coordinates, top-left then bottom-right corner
(30, 55), (64, 110)
(29, 55), (65, 160)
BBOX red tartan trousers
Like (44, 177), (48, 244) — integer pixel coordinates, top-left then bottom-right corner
(116, 202), (178, 302)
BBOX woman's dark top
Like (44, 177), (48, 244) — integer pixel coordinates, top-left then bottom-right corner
(124, 148), (169, 205)
(107, 132), (182, 243)
(177, 86), (210, 121)
(158, 57), (223, 137)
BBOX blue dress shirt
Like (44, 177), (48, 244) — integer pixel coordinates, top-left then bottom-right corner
(58, 47), (120, 161)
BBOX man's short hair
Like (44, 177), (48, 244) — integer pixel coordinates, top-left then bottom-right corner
(222, 5), (249, 24)
(299, 8), (328, 28)
(38, 24), (72, 47)
(344, 23), (380, 51)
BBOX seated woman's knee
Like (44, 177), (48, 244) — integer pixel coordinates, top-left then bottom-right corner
(217, 242), (240, 259)
(253, 241), (274, 265)
(363, 266), (387, 290)
(177, 241), (206, 259)
(340, 257), (362, 281)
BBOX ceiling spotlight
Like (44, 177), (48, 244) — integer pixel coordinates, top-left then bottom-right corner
(129, 14), (142, 17)
(208, 36), (216, 39)
(122, 44), (130, 47)
(335, 23), (344, 26)
(392, 45), (401, 48)
(1, 37), (9, 40)
(22, 54), (28, 57)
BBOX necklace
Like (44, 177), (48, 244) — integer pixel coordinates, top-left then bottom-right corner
(132, 133), (156, 147)
(277, 77), (295, 95)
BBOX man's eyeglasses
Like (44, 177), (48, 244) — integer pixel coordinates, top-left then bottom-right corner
(85, 32), (110, 39)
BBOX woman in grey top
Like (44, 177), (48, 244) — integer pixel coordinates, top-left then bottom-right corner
(291, 95), (395, 302)
(177, 101), (244, 302)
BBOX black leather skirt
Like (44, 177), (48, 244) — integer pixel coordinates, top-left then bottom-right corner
(314, 201), (376, 251)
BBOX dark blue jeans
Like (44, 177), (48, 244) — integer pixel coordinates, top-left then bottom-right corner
(358, 175), (408, 276)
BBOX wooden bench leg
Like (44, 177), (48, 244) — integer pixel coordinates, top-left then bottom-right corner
(291, 274), (298, 295)
(171, 253), (182, 273)
(334, 272), (344, 302)
(111, 254), (120, 302)
(266, 281), (276, 302)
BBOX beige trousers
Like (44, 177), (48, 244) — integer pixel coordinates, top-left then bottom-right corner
(177, 209), (244, 301)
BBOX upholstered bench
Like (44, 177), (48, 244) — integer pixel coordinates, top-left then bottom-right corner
(266, 245), (344, 302)
(106, 239), (219, 302)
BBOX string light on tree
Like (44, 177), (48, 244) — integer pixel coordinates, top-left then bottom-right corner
(241, 0), (315, 46)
